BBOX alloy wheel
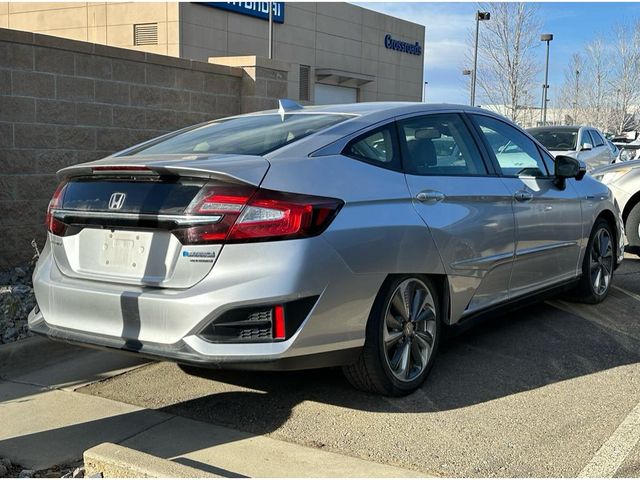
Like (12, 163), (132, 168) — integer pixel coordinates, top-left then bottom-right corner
(383, 278), (437, 382)
(590, 227), (614, 296)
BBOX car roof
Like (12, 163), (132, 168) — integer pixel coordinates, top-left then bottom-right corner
(527, 126), (581, 133)
(248, 101), (495, 117)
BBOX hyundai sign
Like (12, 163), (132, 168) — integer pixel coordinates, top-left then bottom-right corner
(200, 2), (285, 23)
(384, 34), (422, 56)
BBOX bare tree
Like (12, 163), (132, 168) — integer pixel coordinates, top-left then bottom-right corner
(610, 21), (640, 133)
(557, 53), (584, 125)
(473, 3), (542, 123)
(584, 38), (611, 131)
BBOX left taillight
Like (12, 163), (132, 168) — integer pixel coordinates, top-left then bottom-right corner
(173, 184), (343, 245)
(45, 182), (68, 236)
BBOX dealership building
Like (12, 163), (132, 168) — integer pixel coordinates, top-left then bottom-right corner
(0, 2), (426, 104)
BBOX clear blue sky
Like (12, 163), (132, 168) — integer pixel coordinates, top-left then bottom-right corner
(358, 2), (640, 105)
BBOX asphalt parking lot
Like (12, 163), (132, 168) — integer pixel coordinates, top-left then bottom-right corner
(80, 256), (640, 477)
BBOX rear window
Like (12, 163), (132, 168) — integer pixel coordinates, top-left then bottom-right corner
(125, 113), (353, 157)
(529, 130), (578, 151)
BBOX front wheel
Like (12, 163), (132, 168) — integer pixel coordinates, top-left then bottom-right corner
(572, 219), (615, 304)
(343, 275), (441, 396)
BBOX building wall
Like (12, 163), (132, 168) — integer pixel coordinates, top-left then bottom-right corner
(180, 2), (425, 103)
(0, 2), (425, 103)
(0, 2), (180, 56)
(0, 28), (292, 268)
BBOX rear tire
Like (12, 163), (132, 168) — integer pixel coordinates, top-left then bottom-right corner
(572, 219), (615, 304)
(624, 203), (640, 256)
(343, 275), (441, 396)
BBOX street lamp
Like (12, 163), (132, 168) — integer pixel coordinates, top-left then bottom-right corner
(540, 33), (553, 125)
(471, 10), (490, 107)
(423, 81), (428, 103)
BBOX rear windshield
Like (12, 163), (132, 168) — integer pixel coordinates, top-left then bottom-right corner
(529, 130), (578, 151)
(125, 113), (353, 157)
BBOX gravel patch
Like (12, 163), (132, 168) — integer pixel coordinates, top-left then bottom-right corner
(1, 242), (39, 345)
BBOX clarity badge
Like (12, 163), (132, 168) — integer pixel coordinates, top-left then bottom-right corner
(182, 250), (216, 263)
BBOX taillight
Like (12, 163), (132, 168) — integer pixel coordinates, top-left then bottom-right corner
(173, 184), (343, 245)
(45, 182), (68, 236)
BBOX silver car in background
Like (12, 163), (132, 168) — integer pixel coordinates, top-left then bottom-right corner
(528, 125), (616, 170)
(593, 159), (640, 255)
(30, 102), (624, 396)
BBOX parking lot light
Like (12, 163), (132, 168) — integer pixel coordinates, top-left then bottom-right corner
(540, 33), (554, 125)
(471, 11), (490, 107)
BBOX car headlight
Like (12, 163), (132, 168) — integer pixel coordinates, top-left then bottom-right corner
(595, 167), (632, 184)
(618, 149), (637, 162)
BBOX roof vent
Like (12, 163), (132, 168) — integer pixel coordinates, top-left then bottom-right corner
(134, 23), (158, 46)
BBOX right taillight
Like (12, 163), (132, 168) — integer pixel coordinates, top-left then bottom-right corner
(173, 184), (343, 245)
(45, 182), (68, 236)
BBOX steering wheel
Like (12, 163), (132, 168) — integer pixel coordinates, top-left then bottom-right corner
(555, 143), (571, 149)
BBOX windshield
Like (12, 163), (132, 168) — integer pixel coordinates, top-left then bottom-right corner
(530, 130), (578, 151)
(125, 113), (354, 156)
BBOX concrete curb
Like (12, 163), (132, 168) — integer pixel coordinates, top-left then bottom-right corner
(84, 443), (219, 478)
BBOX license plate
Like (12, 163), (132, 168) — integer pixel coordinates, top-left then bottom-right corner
(100, 231), (151, 271)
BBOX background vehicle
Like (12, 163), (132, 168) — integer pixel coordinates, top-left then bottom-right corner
(30, 103), (624, 396)
(527, 125), (615, 170)
(593, 160), (640, 255)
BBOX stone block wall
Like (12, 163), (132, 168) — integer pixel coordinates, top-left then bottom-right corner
(0, 28), (287, 268)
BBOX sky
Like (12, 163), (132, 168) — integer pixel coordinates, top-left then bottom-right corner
(358, 2), (640, 106)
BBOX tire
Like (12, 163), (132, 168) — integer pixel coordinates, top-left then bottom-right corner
(624, 203), (640, 256)
(343, 275), (441, 396)
(572, 219), (615, 304)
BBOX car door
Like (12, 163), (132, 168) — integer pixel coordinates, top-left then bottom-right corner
(470, 114), (583, 298)
(590, 129), (614, 166)
(577, 129), (599, 169)
(398, 112), (516, 319)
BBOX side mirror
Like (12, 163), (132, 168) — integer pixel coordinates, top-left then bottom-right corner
(555, 155), (587, 188)
(581, 142), (593, 151)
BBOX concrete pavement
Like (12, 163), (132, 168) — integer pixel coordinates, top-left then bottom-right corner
(0, 338), (425, 477)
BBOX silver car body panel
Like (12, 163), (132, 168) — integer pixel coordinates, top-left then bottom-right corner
(30, 103), (625, 368)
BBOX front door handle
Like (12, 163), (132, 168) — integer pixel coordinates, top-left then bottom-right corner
(514, 190), (533, 202)
(416, 190), (445, 203)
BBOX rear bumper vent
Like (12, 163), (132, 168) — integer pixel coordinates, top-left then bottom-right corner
(198, 297), (319, 344)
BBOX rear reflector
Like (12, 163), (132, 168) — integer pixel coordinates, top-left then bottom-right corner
(173, 184), (343, 245)
(273, 305), (286, 340)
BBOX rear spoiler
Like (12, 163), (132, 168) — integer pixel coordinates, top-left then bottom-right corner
(56, 155), (271, 187)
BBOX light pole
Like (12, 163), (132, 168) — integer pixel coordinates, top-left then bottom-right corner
(423, 81), (428, 103)
(268, 1), (274, 59)
(540, 33), (553, 125)
(574, 69), (579, 124)
(471, 11), (490, 107)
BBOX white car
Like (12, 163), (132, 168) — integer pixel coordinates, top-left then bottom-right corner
(527, 126), (615, 170)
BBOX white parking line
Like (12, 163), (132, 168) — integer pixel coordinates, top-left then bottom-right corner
(612, 285), (640, 303)
(579, 400), (640, 477)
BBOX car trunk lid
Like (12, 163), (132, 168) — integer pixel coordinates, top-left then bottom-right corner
(50, 154), (270, 289)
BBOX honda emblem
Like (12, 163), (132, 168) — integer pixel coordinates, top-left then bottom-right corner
(108, 192), (126, 210)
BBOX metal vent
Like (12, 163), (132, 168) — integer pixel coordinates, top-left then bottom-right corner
(134, 23), (158, 46)
(299, 65), (310, 101)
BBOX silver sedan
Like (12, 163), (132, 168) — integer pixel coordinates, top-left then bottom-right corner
(30, 102), (624, 396)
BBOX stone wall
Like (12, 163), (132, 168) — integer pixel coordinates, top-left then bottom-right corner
(0, 28), (287, 268)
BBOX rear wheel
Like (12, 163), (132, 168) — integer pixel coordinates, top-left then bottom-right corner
(343, 275), (441, 396)
(624, 203), (640, 256)
(573, 219), (615, 304)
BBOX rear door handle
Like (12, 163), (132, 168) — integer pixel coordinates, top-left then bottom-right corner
(416, 190), (445, 203)
(514, 191), (533, 202)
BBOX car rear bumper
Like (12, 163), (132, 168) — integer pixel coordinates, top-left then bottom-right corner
(28, 311), (360, 370)
(30, 235), (383, 368)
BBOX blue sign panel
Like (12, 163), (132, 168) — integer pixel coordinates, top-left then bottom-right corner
(384, 34), (422, 56)
(199, 2), (285, 23)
